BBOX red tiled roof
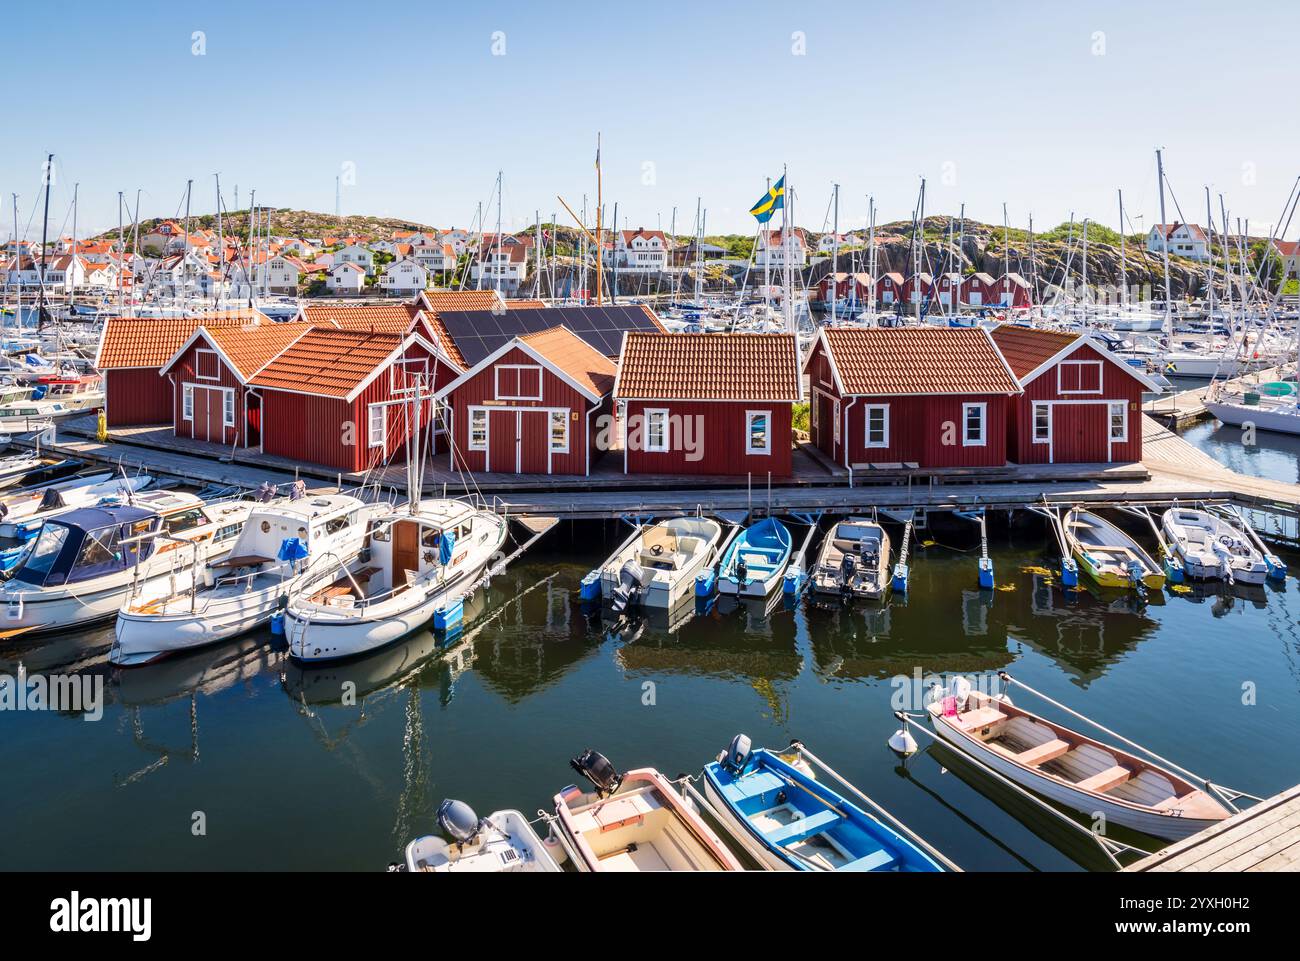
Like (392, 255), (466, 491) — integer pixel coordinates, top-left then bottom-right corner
(519, 326), (616, 398)
(96, 311), (269, 369)
(198, 323), (312, 380)
(818, 326), (1020, 396)
(1274, 240), (1299, 257)
(250, 328), (405, 398)
(615, 332), (801, 401)
(300, 302), (417, 333)
(988, 325), (1080, 379)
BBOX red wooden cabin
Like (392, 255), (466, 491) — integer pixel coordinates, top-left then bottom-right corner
(900, 273), (935, 308)
(615, 332), (802, 477)
(876, 272), (904, 306)
(989, 325), (1157, 464)
(435, 326), (616, 476)
(995, 272), (1034, 308)
(805, 326), (1021, 471)
(961, 272), (999, 306)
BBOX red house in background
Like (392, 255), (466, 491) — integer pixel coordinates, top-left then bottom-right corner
(434, 326), (616, 476)
(805, 326), (1021, 471)
(900, 273), (935, 308)
(990, 325), (1156, 464)
(961, 272), (999, 306)
(615, 332), (802, 477)
(815, 272), (849, 303)
(996, 272), (1034, 308)
(876, 272), (904, 306)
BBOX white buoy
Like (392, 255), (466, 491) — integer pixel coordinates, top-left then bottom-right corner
(888, 726), (918, 755)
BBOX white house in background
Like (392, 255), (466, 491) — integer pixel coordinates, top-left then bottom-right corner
(328, 260), (366, 294)
(41, 254), (88, 292)
(83, 261), (119, 290)
(413, 242), (458, 274)
(257, 255), (304, 295)
(333, 243), (374, 271)
(754, 228), (809, 268)
(1147, 223), (1210, 262)
(281, 239), (319, 258)
(438, 229), (473, 254)
(616, 228), (671, 271)
(470, 242), (529, 293)
(817, 232), (854, 253)
(379, 257), (428, 295)
(1272, 239), (1299, 281)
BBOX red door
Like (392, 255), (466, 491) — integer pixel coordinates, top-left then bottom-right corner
(1055, 404), (1109, 463)
(816, 392), (837, 459)
(488, 409), (515, 473)
(520, 411), (549, 473)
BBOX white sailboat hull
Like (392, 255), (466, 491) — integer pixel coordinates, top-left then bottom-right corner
(112, 582), (287, 665)
(1205, 399), (1300, 436)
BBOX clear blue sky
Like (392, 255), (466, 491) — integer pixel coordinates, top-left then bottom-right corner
(4, 0), (1298, 240)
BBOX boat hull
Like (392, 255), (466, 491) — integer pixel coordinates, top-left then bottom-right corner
(1205, 400), (1300, 436)
(404, 810), (562, 873)
(112, 584), (287, 666)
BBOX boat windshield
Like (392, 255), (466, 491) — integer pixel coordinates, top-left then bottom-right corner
(11, 517), (155, 587)
(12, 522), (72, 585)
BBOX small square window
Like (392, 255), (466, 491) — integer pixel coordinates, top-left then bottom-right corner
(468, 409), (488, 451)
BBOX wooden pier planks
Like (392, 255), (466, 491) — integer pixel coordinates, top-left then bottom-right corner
(1124, 785), (1300, 872)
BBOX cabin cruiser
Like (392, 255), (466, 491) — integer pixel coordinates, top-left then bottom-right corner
(112, 493), (384, 666)
(33, 373), (104, 411)
(554, 750), (743, 872)
(0, 400), (69, 433)
(284, 498), (508, 662)
(403, 799), (561, 873)
(1160, 507), (1270, 584)
(597, 516), (723, 612)
(0, 490), (254, 633)
(812, 518), (891, 599)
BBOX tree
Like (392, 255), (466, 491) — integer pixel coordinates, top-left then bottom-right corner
(1249, 241), (1284, 292)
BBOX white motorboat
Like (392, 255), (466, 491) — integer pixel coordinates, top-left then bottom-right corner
(811, 518), (891, 599)
(0, 471), (153, 539)
(0, 400), (71, 433)
(111, 493), (385, 666)
(284, 497), (508, 662)
(925, 678), (1231, 841)
(403, 800), (561, 873)
(1205, 381), (1300, 436)
(596, 516), (723, 612)
(0, 490), (254, 633)
(1160, 507), (1269, 584)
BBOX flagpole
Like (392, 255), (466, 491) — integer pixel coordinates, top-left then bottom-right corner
(783, 164), (793, 333)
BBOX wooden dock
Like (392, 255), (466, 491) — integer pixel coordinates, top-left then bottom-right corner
(1124, 784), (1300, 872)
(1144, 365), (1286, 429)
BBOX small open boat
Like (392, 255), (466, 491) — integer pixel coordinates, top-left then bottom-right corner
(598, 516), (722, 612)
(554, 750), (742, 871)
(811, 518), (890, 599)
(925, 678), (1231, 841)
(702, 735), (944, 871)
(717, 517), (792, 597)
(1161, 507), (1268, 584)
(403, 799), (561, 873)
(1064, 509), (1165, 590)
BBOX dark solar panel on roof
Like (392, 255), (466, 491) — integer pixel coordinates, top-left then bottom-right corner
(436, 306), (658, 366)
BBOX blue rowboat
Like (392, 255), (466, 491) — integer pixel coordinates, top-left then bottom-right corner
(717, 518), (792, 597)
(702, 736), (945, 872)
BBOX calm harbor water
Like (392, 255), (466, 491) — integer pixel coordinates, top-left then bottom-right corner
(4, 426), (1300, 871)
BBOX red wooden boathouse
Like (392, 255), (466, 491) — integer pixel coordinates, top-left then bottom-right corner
(990, 325), (1157, 464)
(805, 326), (1021, 471)
(614, 332), (802, 477)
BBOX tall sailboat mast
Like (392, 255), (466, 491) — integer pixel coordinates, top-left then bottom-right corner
(36, 152), (53, 329)
(1156, 148), (1174, 347)
(1118, 189), (1127, 308)
(595, 134), (603, 306)
(830, 182), (839, 322)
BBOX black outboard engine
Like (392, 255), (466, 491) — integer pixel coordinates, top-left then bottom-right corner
(570, 749), (622, 797)
(735, 556), (749, 587)
(436, 798), (482, 847)
(839, 552), (857, 595)
(610, 560), (644, 614)
(721, 733), (752, 774)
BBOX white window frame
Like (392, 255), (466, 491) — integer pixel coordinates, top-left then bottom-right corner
(549, 409), (569, 454)
(367, 403), (386, 449)
(182, 384), (194, 421)
(495, 364), (543, 401)
(389, 356), (429, 395)
(745, 410), (772, 456)
(222, 388), (236, 428)
(1109, 401), (1127, 442)
(468, 407), (489, 451)
(962, 402), (987, 447)
(864, 404), (889, 448)
(1057, 359), (1103, 395)
(832, 399), (841, 445)
(810, 395), (819, 430)
(643, 408), (670, 453)
(1032, 401), (1051, 444)
(195, 347), (221, 381)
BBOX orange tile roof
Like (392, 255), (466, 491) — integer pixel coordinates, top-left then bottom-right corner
(616, 332), (801, 401)
(819, 326), (1020, 396)
(988, 325), (1081, 380)
(202, 323), (312, 380)
(519, 326), (616, 398)
(300, 302), (418, 333)
(503, 298), (547, 309)
(96, 311), (269, 369)
(250, 328), (405, 398)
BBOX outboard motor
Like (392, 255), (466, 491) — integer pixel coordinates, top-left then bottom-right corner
(610, 560), (644, 614)
(436, 798), (482, 848)
(735, 556), (749, 588)
(721, 734), (752, 775)
(839, 552), (857, 595)
(570, 749), (622, 797)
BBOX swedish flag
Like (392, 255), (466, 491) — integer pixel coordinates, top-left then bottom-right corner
(749, 175), (785, 223)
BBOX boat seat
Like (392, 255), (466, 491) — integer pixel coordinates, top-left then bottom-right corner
(839, 848), (896, 872)
(1075, 765), (1132, 794)
(954, 706), (1007, 732)
(1015, 738), (1071, 767)
(720, 769), (784, 804)
(767, 808), (841, 846)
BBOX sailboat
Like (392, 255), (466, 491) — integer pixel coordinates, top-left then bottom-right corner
(284, 381), (508, 662)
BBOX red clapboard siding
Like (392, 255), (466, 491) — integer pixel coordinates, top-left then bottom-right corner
(171, 345), (242, 446)
(843, 394), (1008, 468)
(445, 345), (595, 475)
(622, 399), (793, 477)
(1008, 344), (1144, 464)
(805, 343), (842, 463)
(106, 368), (172, 426)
